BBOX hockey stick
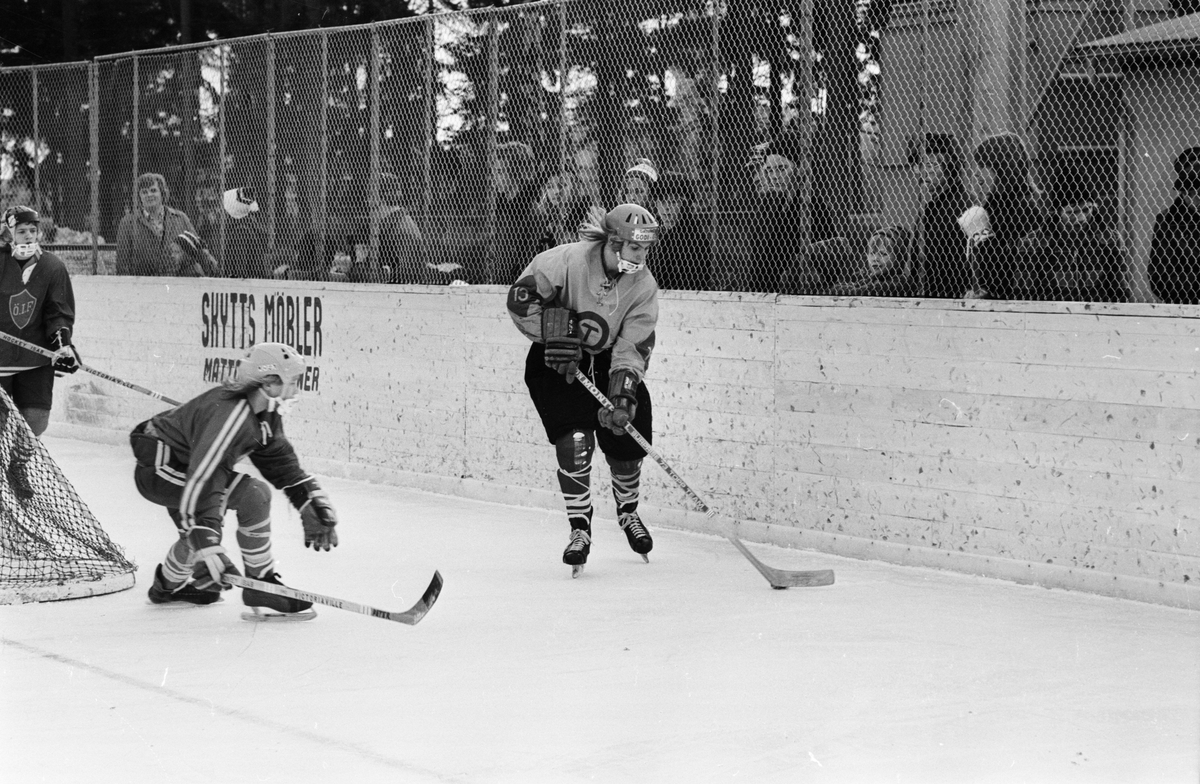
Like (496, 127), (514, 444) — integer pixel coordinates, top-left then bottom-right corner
(0, 331), (182, 406)
(574, 369), (834, 589)
(226, 571), (443, 626)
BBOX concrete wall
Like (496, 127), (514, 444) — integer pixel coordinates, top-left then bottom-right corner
(55, 278), (1200, 609)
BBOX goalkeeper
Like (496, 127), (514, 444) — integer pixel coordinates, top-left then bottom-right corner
(129, 342), (338, 619)
(0, 205), (81, 436)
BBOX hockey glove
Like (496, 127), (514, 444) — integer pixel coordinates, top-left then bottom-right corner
(286, 479), (339, 550)
(51, 329), (81, 375)
(597, 369), (638, 436)
(191, 545), (240, 592)
(541, 307), (582, 383)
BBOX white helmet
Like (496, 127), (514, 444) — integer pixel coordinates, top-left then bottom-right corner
(237, 342), (306, 414)
(222, 187), (260, 220)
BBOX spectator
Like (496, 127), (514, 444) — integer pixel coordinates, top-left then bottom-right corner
(648, 172), (710, 290)
(115, 173), (199, 276)
(0, 205), (80, 437)
(494, 142), (542, 283)
(907, 133), (972, 298)
(1018, 156), (1125, 303)
(170, 231), (220, 277)
(220, 186), (271, 279)
(620, 158), (659, 210)
(962, 132), (1042, 300)
(1148, 146), (1200, 304)
(741, 151), (836, 293)
(352, 172), (428, 284)
(824, 227), (915, 297)
(534, 171), (597, 253)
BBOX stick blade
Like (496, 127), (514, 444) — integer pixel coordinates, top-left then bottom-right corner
(727, 537), (835, 589)
(387, 570), (443, 625)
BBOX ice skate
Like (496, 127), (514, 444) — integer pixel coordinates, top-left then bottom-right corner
(147, 564), (221, 606)
(563, 528), (591, 578)
(240, 572), (317, 622)
(618, 512), (652, 562)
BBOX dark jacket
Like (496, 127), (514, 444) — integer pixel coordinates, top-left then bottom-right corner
(1018, 214), (1126, 303)
(920, 184), (972, 298)
(649, 214), (711, 291)
(972, 188), (1041, 300)
(0, 248), (75, 373)
(746, 194), (835, 293)
(1148, 196), (1200, 304)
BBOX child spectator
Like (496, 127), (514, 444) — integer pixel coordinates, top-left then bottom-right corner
(825, 227), (916, 297)
(620, 158), (659, 211)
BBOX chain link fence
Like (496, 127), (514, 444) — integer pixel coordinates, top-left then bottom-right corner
(2, 1), (1198, 303)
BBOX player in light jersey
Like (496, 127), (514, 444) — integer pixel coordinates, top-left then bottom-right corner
(507, 203), (660, 575)
(129, 342), (338, 619)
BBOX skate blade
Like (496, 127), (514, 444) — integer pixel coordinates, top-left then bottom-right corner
(571, 564), (585, 579)
(241, 607), (317, 622)
(640, 554), (650, 563)
(146, 596), (223, 608)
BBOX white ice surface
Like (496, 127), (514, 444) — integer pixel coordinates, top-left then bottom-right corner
(2, 437), (1198, 784)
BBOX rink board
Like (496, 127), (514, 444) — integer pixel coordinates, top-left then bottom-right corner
(52, 278), (1199, 609)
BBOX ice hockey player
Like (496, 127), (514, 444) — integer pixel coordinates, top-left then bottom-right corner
(0, 205), (81, 437)
(507, 203), (660, 576)
(130, 342), (338, 620)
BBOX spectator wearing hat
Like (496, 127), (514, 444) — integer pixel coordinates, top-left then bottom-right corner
(0, 205), (80, 437)
(1148, 146), (1200, 304)
(648, 172), (711, 290)
(962, 132), (1043, 299)
(116, 172), (200, 276)
(1017, 155), (1125, 303)
(621, 158), (659, 211)
(740, 151), (836, 293)
(169, 231), (220, 277)
(907, 132), (972, 298)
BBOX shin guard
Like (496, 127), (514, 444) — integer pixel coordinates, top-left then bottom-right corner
(554, 430), (595, 532)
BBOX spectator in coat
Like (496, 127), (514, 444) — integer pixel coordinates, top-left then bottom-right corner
(741, 151), (836, 293)
(1018, 155), (1125, 303)
(493, 142), (542, 284)
(961, 132), (1042, 300)
(648, 172), (711, 290)
(1148, 146), (1200, 304)
(907, 133), (972, 298)
(115, 173), (199, 276)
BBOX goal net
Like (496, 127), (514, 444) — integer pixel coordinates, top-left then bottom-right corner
(0, 386), (136, 603)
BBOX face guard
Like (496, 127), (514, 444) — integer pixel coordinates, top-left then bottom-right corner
(604, 204), (659, 274)
(4, 206), (42, 260)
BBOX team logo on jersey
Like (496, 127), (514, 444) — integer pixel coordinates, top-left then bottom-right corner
(576, 310), (610, 349)
(9, 289), (36, 330)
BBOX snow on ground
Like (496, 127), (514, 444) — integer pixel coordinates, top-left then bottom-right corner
(2, 437), (1198, 784)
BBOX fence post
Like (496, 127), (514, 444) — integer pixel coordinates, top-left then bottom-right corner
(31, 69), (40, 214)
(710, 3), (720, 284)
(559, 2), (568, 236)
(423, 17), (435, 272)
(369, 25), (382, 281)
(319, 30), (329, 275)
(266, 35), (277, 259)
(132, 56), (139, 215)
(89, 63), (100, 273)
(218, 46), (227, 268)
(485, 13), (500, 284)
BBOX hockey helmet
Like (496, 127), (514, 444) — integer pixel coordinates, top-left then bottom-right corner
(237, 342), (306, 388)
(604, 203), (660, 246)
(2, 205), (39, 243)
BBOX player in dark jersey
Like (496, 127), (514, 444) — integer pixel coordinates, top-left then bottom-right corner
(130, 342), (338, 620)
(0, 206), (81, 436)
(507, 204), (661, 576)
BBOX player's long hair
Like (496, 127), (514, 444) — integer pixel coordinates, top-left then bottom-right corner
(222, 376), (273, 396)
(577, 205), (613, 246)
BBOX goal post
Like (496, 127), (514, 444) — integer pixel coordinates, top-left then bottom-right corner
(0, 386), (136, 604)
